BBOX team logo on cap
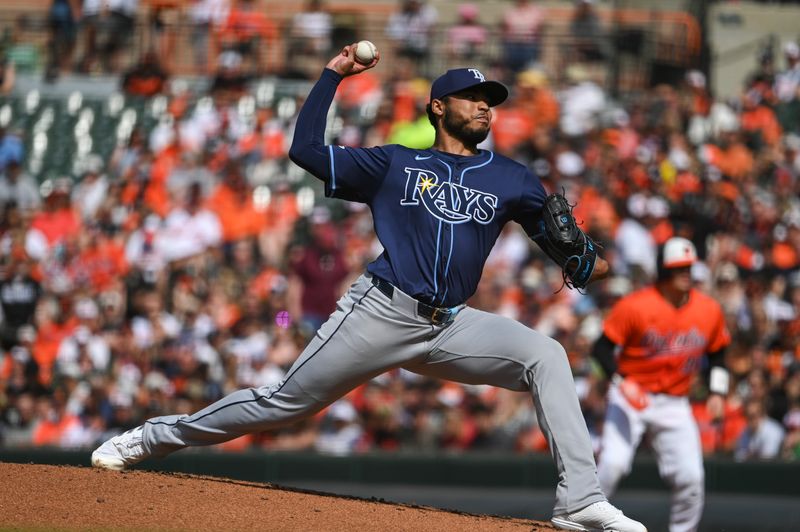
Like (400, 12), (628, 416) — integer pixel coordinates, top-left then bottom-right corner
(400, 167), (497, 224)
(467, 69), (485, 82)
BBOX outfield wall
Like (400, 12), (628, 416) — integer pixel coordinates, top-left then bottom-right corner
(2, 448), (798, 496)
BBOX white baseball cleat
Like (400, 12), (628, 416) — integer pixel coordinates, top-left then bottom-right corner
(91, 425), (148, 471)
(551, 501), (647, 532)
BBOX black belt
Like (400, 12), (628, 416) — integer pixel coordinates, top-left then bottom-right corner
(370, 275), (462, 326)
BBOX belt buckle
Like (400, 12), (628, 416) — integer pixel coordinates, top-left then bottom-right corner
(430, 307), (454, 326)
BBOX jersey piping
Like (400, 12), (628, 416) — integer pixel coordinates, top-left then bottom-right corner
(439, 152), (495, 304)
(431, 158), (453, 302)
(327, 145), (336, 191)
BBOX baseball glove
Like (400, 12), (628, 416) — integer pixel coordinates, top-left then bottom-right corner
(533, 192), (599, 291)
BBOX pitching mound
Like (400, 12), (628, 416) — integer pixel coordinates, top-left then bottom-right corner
(0, 462), (558, 531)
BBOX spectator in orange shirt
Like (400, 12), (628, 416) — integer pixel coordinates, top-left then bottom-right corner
(218, 0), (278, 73)
(236, 107), (288, 163)
(71, 225), (129, 292)
(740, 88), (783, 148)
(27, 179), (82, 261)
(492, 70), (561, 156)
(205, 160), (267, 242)
(32, 296), (79, 387)
(772, 232), (799, 271)
(516, 68), (559, 130)
(703, 131), (754, 181)
(692, 397), (746, 455)
(491, 103), (534, 156)
(387, 64), (428, 125)
(31, 395), (81, 446)
(573, 184), (618, 240)
(249, 265), (284, 301)
(142, 128), (186, 217)
(259, 183), (299, 266)
(336, 68), (383, 113)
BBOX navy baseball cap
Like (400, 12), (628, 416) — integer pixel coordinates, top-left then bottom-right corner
(430, 68), (509, 107)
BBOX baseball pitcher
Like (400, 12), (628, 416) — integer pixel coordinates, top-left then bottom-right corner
(592, 237), (731, 532)
(92, 43), (646, 532)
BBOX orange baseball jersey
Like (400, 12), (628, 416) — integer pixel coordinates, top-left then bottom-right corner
(603, 286), (730, 396)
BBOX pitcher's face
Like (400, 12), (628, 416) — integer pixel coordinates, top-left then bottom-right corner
(440, 88), (492, 146)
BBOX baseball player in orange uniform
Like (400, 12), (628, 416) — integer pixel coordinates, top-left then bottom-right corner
(591, 237), (731, 532)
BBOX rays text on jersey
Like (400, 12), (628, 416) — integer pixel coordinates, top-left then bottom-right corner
(400, 167), (497, 224)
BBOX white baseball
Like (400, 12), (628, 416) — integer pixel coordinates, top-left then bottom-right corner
(354, 40), (378, 65)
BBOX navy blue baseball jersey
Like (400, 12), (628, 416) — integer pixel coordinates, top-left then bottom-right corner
(290, 68), (548, 307)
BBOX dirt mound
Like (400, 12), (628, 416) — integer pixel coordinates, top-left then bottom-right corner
(0, 462), (557, 531)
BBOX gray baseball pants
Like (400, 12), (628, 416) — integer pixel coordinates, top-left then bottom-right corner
(142, 273), (605, 514)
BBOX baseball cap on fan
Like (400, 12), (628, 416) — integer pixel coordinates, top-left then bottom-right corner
(430, 68), (508, 107)
(662, 237), (697, 269)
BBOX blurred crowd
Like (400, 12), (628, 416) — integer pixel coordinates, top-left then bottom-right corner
(0, 0), (615, 87)
(2, 1), (800, 463)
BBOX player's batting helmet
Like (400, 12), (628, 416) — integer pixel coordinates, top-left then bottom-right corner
(657, 237), (697, 280)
